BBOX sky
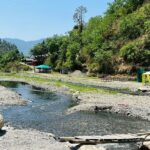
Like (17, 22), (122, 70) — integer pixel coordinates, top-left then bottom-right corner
(0, 0), (114, 41)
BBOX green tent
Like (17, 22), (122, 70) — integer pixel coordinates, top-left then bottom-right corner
(36, 65), (51, 69)
(35, 65), (51, 73)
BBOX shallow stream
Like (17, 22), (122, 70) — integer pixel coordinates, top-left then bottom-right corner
(0, 81), (150, 150)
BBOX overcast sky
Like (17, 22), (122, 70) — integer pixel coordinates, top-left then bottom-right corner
(0, 0), (114, 41)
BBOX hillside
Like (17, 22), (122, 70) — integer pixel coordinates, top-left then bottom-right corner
(0, 39), (22, 69)
(31, 0), (150, 75)
(4, 38), (44, 56)
(0, 39), (18, 54)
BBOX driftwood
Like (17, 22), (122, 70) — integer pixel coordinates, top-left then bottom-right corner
(59, 133), (150, 144)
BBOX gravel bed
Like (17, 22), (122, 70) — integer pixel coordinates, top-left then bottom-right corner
(68, 92), (150, 121)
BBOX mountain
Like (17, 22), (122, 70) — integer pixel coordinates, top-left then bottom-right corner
(3, 38), (44, 56)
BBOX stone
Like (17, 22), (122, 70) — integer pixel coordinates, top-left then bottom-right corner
(140, 142), (150, 150)
(79, 145), (106, 150)
(0, 114), (4, 129)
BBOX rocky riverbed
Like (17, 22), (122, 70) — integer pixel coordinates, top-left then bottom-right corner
(69, 91), (150, 121)
(0, 75), (150, 150)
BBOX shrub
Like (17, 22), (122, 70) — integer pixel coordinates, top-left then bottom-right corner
(120, 39), (150, 65)
(94, 50), (114, 74)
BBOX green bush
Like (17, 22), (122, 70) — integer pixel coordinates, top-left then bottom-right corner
(120, 14), (145, 39)
(120, 39), (150, 65)
(93, 50), (114, 74)
(1, 62), (32, 73)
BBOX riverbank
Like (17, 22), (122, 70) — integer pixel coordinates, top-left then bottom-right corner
(0, 72), (150, 121)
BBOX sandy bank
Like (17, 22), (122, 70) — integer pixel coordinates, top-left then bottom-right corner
(0, 126), (69, 150)
(0, 85), (27, 106)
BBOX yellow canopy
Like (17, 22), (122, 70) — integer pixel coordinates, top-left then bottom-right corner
(142, 71), (150, 85)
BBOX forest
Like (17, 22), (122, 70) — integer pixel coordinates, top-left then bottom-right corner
(30, 0), (150, 75)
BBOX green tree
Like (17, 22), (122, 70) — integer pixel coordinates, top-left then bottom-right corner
(64, 42), (81, 70)
(94, 50), (114, 74)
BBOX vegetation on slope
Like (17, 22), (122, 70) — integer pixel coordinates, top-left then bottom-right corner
(30, 0), (150, 75)
(0, 39), (28, 72)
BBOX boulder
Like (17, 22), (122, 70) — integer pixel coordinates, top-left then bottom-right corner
(79, 145), (106, 150)
(0, 114), (4, 129)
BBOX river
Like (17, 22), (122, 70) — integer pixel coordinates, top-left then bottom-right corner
(0, 81), (150, 150)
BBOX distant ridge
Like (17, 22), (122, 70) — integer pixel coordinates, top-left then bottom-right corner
(3, 38), (44, 56)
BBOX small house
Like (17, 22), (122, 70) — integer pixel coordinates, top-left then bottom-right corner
(22, 57), (38, 66)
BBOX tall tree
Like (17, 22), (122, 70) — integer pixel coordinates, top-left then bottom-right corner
(73, 6), (87, 33)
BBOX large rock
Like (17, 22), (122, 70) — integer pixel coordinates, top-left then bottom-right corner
(79, 145), (106, 150)
(0, 114), (4, 129)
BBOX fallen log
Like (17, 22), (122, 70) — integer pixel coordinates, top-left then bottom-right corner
(59, 133), (150, 144)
